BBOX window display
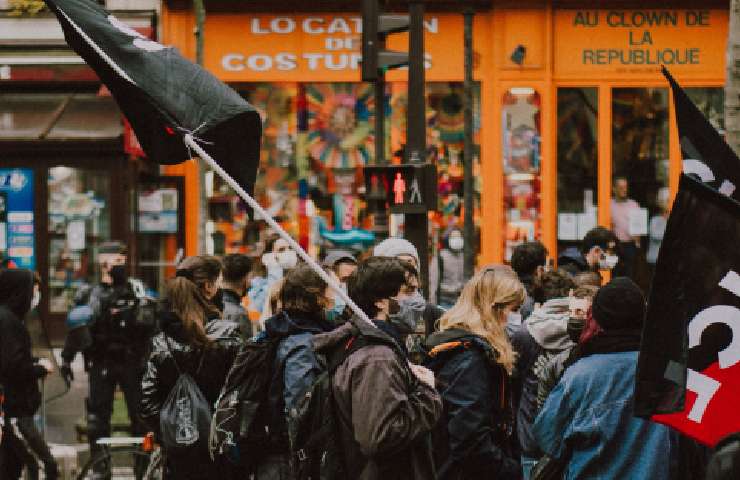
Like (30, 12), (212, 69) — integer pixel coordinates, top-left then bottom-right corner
(502, 88), (542, 261)
(557, 88), (598, 253)
(611, 88), (669, 290)
(47, 167), (111, 313)
(205, 81), (482, 261)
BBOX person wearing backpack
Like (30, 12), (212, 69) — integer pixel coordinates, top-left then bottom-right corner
(252, 262), (338, 479)
(424, 265), (523, 480)
(140, 258), (242, 479)
(311, 257), (443, 480)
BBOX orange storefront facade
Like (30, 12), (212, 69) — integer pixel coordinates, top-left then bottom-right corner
(161, 2), (728, 285)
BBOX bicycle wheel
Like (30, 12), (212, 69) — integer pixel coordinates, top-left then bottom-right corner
(76, 446), (151, 480)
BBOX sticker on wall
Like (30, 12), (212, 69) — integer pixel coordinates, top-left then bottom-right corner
(0, 169), (34, 270)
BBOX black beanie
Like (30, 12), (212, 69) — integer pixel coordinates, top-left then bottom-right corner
(592, 277), (646, 330)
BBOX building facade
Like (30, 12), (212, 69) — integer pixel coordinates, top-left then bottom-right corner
(162, 0), (728, 293)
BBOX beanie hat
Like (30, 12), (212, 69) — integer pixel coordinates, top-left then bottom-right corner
(373, 237), (420, 265)
(592, 277), (646, 330)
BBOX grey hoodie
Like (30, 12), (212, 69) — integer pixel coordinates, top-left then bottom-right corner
(525, 297), (574, 351)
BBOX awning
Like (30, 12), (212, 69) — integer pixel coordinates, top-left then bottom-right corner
(0, 93), (122, 141)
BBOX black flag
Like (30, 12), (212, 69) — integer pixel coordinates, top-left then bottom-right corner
(44, 0), (261, 194)
(663, 66), (740, 202)
(635, 174), (740, 446)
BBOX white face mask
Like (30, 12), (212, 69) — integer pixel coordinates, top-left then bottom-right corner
(277, 249), (298, 270)
(31, 290), (40, 310)
(599, 254), (619, 270)
(506, 311), (522, 327)
(448, 236), (464, 251)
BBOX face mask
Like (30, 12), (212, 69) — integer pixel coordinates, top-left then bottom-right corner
(277, 250), (298, 270)
(109, 265), (128, 285)
(506, 311), (522, 327)
(31, 290), (40, 311)
(567, 316), (585, 343)
(326, 284), (348, 324)
(448, 236), (464, 251)
(598, 254), (619, 270)
(389, 291), (426, 333)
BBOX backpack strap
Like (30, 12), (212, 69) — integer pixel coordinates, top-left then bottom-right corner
(162, 334), (181, 376)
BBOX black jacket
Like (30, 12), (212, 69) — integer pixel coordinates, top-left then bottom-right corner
(221, 288), (252, 339)
(425, 329), (520, 480)
(62, 280), (154, 365)
(139, 310), (243, 438)
(0, 269), (46, 417)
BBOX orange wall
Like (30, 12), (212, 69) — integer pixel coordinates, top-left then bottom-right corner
(161, 6), (727, 264)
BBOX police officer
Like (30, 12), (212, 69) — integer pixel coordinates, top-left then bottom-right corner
(60, 242), (154, 477)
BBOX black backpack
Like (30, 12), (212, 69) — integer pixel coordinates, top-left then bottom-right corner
(209, 332), (281, 470)
(287, 331), (395, 480)
(159, 336), (212, 454)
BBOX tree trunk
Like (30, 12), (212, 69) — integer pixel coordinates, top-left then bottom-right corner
(726, 0), (740, 156)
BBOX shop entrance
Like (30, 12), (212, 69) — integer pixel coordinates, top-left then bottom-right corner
(555, 85), (724, 291)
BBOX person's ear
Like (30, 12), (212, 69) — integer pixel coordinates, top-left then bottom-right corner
(375, 298), (388, 313)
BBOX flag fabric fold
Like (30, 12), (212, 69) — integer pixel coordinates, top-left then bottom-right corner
(663, 66), (740, 201)
(44, 0), (261, 194)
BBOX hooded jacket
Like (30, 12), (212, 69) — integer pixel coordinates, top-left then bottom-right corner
(312, 320), (442, 480)
(0, 269), (46, 417)
(425, 329), (520, 480)
(263, 310), (335, 446)
(509, 297), (573, 457)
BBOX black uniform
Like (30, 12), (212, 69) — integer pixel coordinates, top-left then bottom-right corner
(61, 279), (156, 464)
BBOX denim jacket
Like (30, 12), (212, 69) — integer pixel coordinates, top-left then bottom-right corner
(533, 351), (678, 480)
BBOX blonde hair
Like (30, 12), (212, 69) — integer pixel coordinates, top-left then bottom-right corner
(438, 265), (524, 373)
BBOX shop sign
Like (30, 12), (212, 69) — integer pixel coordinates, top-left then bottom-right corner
(204, 14), (477, 81)
(0, 169), (35, 270)
(555, 9), (727, 77)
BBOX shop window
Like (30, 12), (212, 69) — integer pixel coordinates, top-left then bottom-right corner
(685, 87), (725, 134)
(390, 82), (482, 255)
(611, 88), (669, 291)
(47, 167), (111, 314)
(502, 87), (542, 261)
(556, 87), (598, 256)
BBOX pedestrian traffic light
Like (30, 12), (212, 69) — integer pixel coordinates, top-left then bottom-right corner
(364, 164), (437, 214)
(361, 0), (410, 82)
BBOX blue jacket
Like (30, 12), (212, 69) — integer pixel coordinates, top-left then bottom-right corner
(425, 329), (520, 480)
(263, 311), (334, 447)
(533, 351), (678, 480)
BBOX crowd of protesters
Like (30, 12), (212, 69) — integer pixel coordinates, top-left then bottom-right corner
(0, 226), (739, 479)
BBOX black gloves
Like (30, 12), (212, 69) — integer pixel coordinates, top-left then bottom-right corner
(60, 362), (74, 387)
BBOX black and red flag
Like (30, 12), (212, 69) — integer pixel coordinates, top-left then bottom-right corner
(43, 0), (262, 194)
(635, 69), (740, 447)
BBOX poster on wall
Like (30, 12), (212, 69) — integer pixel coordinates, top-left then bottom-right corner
(0, 169), (35, 270)
(139, 188), (178, 233)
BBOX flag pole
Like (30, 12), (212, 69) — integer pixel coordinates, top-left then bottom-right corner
(184, 134), (375, 328)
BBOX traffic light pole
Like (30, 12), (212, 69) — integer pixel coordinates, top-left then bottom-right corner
(463, 9), (475, 279)
(373, 71), (389, 240)
(405, 0), (430, 296)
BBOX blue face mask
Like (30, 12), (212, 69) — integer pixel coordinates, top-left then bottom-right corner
(326, 283), (348, 324)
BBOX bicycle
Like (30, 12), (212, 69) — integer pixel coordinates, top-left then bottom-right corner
(76, 434), (160, 480)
